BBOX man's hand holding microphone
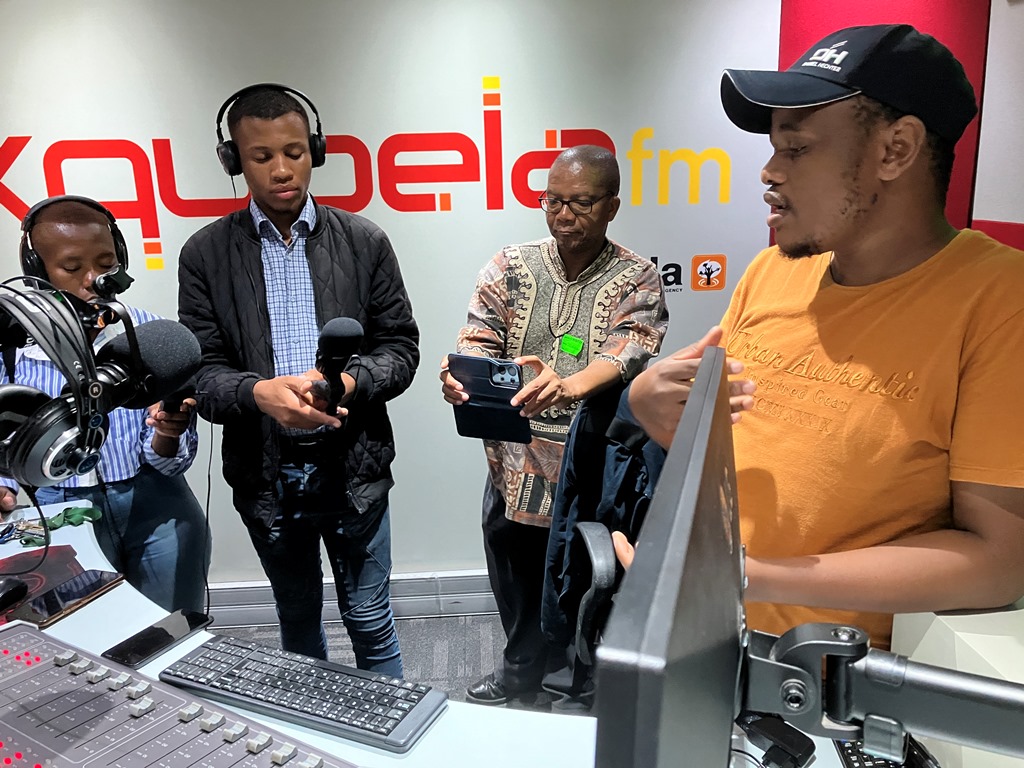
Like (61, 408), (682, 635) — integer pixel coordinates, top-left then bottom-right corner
(254, 317), (363, 430)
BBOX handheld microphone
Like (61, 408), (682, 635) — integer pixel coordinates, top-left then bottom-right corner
(315, 317), (363, 413)
(83, 319), (202, 411)
(160, 383), (197, 413)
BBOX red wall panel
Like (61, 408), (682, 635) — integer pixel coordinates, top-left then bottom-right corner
(973, 220), (1024, 251)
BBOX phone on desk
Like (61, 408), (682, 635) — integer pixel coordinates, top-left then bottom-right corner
(101, 610), (212, 668)
(447, 353), (532, 444)
(5, 569), (124, 628)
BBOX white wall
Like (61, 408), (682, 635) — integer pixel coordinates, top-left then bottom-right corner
(973, 0), (1024, 226)
(0, 0), (780, 582)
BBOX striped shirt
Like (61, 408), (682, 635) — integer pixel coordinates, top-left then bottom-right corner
(0, 305), (199, 490)
(251, 196), (320, 436)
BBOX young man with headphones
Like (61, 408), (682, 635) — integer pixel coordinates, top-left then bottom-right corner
(177, 84), (419, 676)
(0, 196), (210, 613)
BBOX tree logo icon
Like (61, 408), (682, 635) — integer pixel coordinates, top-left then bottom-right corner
(691, 254), (727, 291)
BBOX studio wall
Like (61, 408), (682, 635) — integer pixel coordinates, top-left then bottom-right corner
(973, 1), (1024, 250)
(2, 1), (1016, 587)
(0, 0), (782, 581)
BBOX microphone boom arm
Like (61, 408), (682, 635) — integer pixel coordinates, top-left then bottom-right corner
(744, 622), (1024, 762)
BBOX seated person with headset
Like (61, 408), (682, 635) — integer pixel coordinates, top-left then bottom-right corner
(0, 196), (210, 614)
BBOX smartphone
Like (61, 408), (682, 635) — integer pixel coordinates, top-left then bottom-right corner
(6, 569), (124, 628)
(447, 353), (532, 444)
(101, 610), (212, 668)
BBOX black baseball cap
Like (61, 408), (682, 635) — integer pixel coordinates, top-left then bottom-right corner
(721, 24), (978, 143)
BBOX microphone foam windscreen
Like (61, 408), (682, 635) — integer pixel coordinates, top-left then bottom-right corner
(97, 318), (202, 409)
(320, 317), (364, 355)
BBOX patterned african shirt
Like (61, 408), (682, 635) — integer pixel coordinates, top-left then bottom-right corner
(457, 237), (667, 527)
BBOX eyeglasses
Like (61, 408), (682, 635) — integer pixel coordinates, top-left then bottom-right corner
(537, 192), (612, 216)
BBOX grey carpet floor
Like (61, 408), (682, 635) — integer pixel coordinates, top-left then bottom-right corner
(215, 615), (505, 704)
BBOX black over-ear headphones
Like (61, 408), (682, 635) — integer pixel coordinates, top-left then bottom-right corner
(0, 283), (108, 488)
(215, 82), (327, 176)
(20, 195), (133, 300)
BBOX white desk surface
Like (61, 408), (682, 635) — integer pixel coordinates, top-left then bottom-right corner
(2, 505), (840, 768)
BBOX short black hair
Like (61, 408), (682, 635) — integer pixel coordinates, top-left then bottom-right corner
(852, 96), (955, 207)
(226, 86), (310, 139)
(553, 145), (620, 197)
(32, 199), (109, 229)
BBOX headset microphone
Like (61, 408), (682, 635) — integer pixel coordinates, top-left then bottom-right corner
(20, 195), (133, 300)
(315, 317), (363, 414)
(92, 266), (135, 300)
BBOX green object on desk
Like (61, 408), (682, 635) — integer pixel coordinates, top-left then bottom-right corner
(19, 505), (101, 546)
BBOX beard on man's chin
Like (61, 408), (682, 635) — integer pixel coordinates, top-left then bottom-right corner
(777, 240), (821, 260)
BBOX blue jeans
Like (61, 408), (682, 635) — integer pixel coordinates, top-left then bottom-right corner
(33, 465), (210, 613)
(241, 463), (402, 678)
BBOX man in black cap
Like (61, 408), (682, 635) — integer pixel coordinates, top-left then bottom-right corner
(621, 24), (1024, 649)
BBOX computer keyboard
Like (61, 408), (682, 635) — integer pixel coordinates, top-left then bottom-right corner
(159, 634), (448, 754)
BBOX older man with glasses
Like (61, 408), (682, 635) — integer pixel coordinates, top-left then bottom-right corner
(439, 144), (668, 706)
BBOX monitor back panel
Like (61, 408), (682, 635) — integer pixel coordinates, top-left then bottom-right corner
(595, 347), (744, 768)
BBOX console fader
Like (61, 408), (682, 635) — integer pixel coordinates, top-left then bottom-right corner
(0, 624), (356, 768)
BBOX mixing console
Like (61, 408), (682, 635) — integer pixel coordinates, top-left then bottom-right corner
(0, 623), (357, 768)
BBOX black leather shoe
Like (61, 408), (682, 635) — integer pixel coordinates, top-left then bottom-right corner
(466, 673), (509, 705)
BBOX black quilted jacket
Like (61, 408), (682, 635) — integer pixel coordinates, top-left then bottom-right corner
(177, 200), (419, 531)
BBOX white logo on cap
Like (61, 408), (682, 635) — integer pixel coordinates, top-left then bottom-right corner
(810, 44), (849, 66)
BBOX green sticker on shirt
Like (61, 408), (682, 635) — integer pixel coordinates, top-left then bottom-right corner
(560, 334), (584, 357)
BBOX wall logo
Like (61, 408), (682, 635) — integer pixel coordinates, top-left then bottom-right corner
(649, 254), (727, 293)
(691, 254), (727, 291)
(1, 76), (733, 270)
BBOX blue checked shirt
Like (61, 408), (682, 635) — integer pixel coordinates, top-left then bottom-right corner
(0, 305), (199, 491)
(250, 196), (321, 436)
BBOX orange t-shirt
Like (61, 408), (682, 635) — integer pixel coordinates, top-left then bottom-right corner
(721, 230), (1024, 647)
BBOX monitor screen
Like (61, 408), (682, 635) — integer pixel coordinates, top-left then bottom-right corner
(594, 346), (745, 768)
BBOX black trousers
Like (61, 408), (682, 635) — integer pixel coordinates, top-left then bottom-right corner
(481, 478), (553, 693)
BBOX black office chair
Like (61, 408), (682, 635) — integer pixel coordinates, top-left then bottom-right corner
(571, 522), (619, 668)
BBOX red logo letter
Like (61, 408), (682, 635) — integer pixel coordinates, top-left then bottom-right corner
(377, 133), (480, 212)
(0, 136), (31, 220)
(43, 139), (161, 239)
(153, 139), (248, 218)
(317, 135), (374, 213)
